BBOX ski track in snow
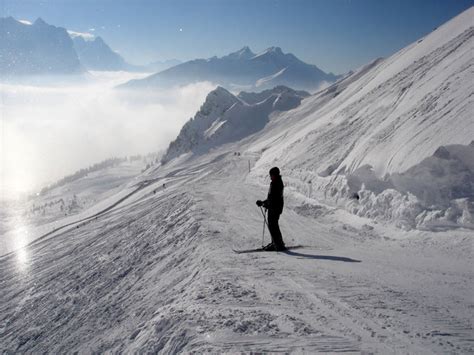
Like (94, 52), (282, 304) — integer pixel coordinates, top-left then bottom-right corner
(1, 151), (472, 353)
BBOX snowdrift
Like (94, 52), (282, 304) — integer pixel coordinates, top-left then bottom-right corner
(343, 142), (474, 230)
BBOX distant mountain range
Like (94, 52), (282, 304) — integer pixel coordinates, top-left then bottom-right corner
(0, 17), (179, 75)
(0, 17), (83, 76)
(161, 85), (310, 163)
(1, 16), (338, 91)
(121, 46), (339, 92)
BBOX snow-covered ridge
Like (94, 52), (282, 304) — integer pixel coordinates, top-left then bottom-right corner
(161, 86), (309, 164)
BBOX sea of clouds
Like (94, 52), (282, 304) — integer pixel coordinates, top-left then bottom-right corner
(0, 71), (215, 198)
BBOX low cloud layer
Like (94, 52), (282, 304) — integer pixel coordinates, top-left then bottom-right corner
(0, 72), (215, 198)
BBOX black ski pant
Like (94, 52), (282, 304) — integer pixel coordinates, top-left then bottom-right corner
(267, 210), (285, 249)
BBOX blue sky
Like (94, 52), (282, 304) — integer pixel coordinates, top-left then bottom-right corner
(2, 0), (473, 73)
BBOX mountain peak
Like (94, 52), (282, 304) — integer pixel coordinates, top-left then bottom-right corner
(213, 85), (232, 94)
(34, 17), (48, 26)
(206, 86), (238, 104)
(196, 86), (241, 117)
(161, 84), (309, 164)
(252, 46), (286, 60)
(264, 46), (283, 55)
(238, 46), (253, 54)
(224, 46), (256, 60)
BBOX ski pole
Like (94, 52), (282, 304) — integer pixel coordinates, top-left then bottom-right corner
(259, 206), (269, 247)
(259, 206), (269, 228)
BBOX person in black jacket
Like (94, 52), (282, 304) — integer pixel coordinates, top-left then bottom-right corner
(256, 167), (286, 251)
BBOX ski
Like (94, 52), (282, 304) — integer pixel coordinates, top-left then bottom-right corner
(232, 245), (304, 254)
(232, 247), (266, 254)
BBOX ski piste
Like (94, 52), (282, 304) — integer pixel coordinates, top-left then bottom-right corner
(232, 245), (304, 254)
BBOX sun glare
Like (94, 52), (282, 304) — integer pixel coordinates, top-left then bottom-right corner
(12, 223), (30, 272)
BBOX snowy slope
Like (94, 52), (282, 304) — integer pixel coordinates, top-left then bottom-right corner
(158, 6), (473, 229)
(1, 148), (472, 353)
(244, 7), (474, 230)
(0, 159), (147, 255)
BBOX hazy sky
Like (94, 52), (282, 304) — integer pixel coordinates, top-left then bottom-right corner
(2, 0), (473, 74)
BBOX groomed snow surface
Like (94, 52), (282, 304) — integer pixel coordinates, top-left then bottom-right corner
(0, 150), (472, 353)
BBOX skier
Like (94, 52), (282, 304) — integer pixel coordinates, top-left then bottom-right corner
(256, 167), (286, 251)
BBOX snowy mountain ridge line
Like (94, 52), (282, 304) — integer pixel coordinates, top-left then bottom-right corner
(118, 46), (339, 92)
(160, 86), (310, 164)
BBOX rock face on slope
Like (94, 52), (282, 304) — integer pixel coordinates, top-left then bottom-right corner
(0, 17), (83, 76)
(161, 86), (309, 164)
(119, 46), (338, 92)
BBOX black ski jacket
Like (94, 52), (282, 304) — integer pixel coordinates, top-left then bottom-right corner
(263, 176), (284, 214)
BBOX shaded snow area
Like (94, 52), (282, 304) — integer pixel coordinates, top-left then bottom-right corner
(0, 150), (472, 353)
(346, 142), (474, 230)
(1, 7), (473, 354)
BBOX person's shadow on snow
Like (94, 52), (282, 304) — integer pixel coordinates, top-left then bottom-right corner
(284, 250), (361, 262)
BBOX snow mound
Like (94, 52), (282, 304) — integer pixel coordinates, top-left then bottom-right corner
(344, 142), (474, 230)
(391, 142), (474, 207)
